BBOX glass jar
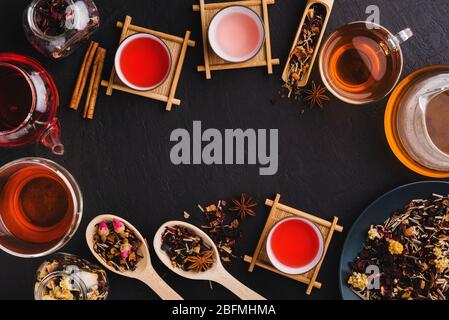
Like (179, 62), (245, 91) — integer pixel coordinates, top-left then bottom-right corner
(34, 253), (108, 300)
(23, 0), (100, 59)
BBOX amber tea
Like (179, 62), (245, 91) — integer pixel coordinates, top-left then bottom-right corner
(320, 22), (413, 104)
(0, 165), (74, 244)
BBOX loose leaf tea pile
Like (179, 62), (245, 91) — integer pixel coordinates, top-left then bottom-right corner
(34, 0), (71, 36)
(161, 225), (215, 272)
(277, 4), (330, 113)
(284, 5), (324, 92)
(197, 194), (257, 263)
(348, 194), (449, 300)
(93, 219), (143, 272)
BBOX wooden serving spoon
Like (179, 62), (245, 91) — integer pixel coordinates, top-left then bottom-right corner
(86, 214), (183, 300)
(153, 220), (266, 300)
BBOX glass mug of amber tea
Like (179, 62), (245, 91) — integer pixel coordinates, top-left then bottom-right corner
(0, 158), (82, 257)
(319, 22), (413, 105)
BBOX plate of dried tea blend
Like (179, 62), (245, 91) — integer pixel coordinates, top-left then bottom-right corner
(339, 181), (449, 300)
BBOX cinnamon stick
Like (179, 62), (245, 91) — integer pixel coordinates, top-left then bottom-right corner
(70, 41), (98, 110)
(84, 48), (106, 119)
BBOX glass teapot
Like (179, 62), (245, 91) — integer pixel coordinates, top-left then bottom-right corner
(0, 53), (64, 155)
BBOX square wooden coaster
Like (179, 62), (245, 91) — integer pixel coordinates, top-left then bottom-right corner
(193, 0), (280, 79)
(244, 193), (343, 295)
(101, 16), (196, 111)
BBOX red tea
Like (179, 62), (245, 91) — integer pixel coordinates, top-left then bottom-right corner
(270, 219), (320, 268)
(0, 64), (33, 132)
(119, 36), (171, 89)
(0, 165), (73, 243)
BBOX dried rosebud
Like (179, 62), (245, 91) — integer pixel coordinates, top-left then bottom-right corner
(97, 222), (109, 241)
(120, 241), (132, 259)
(113, 219), (125, 235)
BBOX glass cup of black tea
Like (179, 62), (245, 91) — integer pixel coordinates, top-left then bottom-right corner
(319, 21), (413, 105)
(0, 158), (82, 257)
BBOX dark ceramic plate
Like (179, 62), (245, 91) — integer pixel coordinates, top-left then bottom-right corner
(339, 181), (449, 300)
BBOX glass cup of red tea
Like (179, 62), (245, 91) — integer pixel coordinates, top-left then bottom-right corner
(0, 158), (82, 258)
(115, 33), (172, 91)
(266, 217), (324, 274)
(0, 53), (64, 155)
(208, 6), (265, 63)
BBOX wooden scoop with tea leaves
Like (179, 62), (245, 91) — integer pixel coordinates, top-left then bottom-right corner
(86, 214), (183, 300)
(153, 221), (266, 300)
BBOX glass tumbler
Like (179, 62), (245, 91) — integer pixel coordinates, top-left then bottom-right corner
(0, 158), (82, 258)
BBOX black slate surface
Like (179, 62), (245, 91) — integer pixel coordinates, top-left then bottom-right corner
(0, 0), (448, 300)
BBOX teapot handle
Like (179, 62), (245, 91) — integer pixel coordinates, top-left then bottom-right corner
(40, 119), (65, 156)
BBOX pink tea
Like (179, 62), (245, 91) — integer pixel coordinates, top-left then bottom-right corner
(270, 219), (321, 268)
(215, 12), (261, 59)
(0, 64), (33, 132)
(119, 36), (171, 89)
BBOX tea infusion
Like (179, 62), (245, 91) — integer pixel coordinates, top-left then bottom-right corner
(0, 64), (33, 132)
(321, 23), (402, 103)
(0, 166), (73, 243)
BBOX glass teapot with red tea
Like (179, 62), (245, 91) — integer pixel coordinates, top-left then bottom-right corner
(0, 53), (64, 155)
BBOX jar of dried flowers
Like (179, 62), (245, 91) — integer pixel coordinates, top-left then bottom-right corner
(23, 0), (100, 59)
(34, 253), (108, 300)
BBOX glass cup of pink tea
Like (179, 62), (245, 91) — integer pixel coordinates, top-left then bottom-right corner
(114, 33), (172, 91)
(266, 217), (324, 275)
(208, 6), (265, 63)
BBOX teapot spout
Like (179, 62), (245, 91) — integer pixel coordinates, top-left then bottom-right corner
(40, 119), (65, 156)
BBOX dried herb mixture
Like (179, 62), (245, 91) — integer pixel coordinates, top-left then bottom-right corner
(161, 225), (215, 272)
(283, 5), (325, 92)
(348, 194), (449, 300)
(93, 219), (143, 272)
(196, 194), (257, 263)
(34, 0), (71, 36)
(35, 253), (108, 300)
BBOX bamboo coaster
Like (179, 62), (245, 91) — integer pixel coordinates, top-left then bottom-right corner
(193, 0), (280, 79)
(101, 16), (196, 111)
(244, 193), (343, 295)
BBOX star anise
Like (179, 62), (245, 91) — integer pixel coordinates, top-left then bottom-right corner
(186, 251), (215, 272)
(229, 194), (257, 220)
(304, 81), (330, 109)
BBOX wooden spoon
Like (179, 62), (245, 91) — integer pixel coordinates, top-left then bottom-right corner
(86, 214), (183, 300)
(153, 220), (266, 300)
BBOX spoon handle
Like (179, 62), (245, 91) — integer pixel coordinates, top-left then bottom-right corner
(139, 271), (183, 300)
(213, 269), (266, 300)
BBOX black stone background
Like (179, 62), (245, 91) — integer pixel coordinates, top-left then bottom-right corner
(0, 0), (448, 300)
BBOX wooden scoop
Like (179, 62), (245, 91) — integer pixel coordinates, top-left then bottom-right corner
(153, 220), (266, 300)
(86, 214), (183, 300)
